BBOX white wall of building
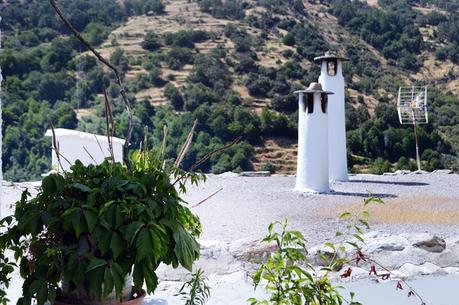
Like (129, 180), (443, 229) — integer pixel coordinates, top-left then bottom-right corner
(45, 129), (124, 172)
(319, 60), (349, 182)
(295, 92), (330, 193)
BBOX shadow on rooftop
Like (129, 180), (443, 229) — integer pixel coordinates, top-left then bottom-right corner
(328, 191), (397, 198)
(143, 299), (168, 305)
(348, 179), (429, 186)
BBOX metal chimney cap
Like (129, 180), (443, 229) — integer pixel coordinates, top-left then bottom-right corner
(314, 50), (349, 62)
(294, 82), (334, 95)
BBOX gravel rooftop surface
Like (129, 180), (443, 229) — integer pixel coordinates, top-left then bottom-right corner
(1, 172), (459, 305)
(182, 172), (459, 245)
(2, 172), (458, 246)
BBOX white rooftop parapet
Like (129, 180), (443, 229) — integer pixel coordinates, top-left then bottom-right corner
(44, 128), (125, 172)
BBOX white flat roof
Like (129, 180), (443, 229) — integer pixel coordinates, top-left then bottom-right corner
(45, 128), (125, 144)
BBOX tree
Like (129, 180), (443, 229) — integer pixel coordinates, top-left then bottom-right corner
(282, 32), (295, 46)
(141, 31), (162, 51)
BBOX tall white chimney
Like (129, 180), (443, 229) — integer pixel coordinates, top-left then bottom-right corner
(315, 51), (349, 182)
(295, 83), (334, 193)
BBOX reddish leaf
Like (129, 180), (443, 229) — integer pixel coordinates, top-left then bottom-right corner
(396, 281), (403, 290)
(369, 265), (377, 275)
(340, 267), (352, 278)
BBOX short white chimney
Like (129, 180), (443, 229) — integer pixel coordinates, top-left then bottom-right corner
(315, 51), (349, 182)
(295, 83), (334, 193)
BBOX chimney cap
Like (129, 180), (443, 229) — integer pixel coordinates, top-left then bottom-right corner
(314, 50), (349, 62)
(294, 82), (334, 95)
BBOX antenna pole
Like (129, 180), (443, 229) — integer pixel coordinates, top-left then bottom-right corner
(412, 108), (421, 171)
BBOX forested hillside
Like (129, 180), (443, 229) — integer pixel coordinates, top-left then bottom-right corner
(1, 0), (458, 181)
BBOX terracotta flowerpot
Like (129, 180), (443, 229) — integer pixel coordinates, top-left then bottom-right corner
(54, 288), (146, 305)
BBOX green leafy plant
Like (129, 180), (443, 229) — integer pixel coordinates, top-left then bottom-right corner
(248, 197), (390, 305)
(178, 268), (211, 305)
(0, 217), (16, 305)
(248, 219), (350, 305)
(0, 148), (205, 305)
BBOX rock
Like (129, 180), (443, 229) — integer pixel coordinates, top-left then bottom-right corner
(239, 171), (271, 177)
(395, 170), (411, 175)
(412, 170), (429, 175)
(218, 172), (239, 178)
(432, 169), (453, 174)
(437, 243), (459, 267)
(383, 172), (396, 176)
(308, 245), (343, 271)
(377, 243), (405, 252)
(413, 236), (446, 253)
(232, 240), (278, 263)
(398, 262), (447, 277)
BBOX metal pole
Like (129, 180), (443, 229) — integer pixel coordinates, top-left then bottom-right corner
(412, 109), (421, 171)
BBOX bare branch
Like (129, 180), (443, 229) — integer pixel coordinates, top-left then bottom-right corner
(103, 88), (115, 164)
(191, 188), (223, 208)
(174, 120), (197, 168)
(49, 123), (65, 172)
(83, 146), (97, 163)
(49, 0), (133, 172)
(190, 136), (242, 172)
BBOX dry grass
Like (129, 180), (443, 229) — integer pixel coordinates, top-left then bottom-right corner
(329, 196), (459, 225)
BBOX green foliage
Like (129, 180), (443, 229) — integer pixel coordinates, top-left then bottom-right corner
(249, 197), (384, 305)
(123, 0), (165, 15)
(178, 269), (211, 305)
(82, 22), (112, 46)
(370, 157), (390, 174)
(0, 153), (204, 305)
(165, 47), (194, 70)
(282, 33), (295, 46)
(164, 84), (185, 111)
(142, 32), (162, 51)
(248, 220), (346, 305)
(261, 162), (276, 174)
(197, 0), (245, 20)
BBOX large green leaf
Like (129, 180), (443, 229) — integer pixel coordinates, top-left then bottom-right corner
(83, 210), (97, 233)
(103, 268), (114, 298)
(86, 258), (107, 273)
(173, 226), (200, 271)
(123, 221), (144, 245)
(110, 232), (124, 259)
(136, 228), (153, 262)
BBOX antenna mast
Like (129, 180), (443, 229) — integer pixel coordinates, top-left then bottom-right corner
(397, 86), (429, 171)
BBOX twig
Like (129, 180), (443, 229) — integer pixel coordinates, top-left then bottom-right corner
(191, 188), (223, 208)
(49, 0), (133, 172)
(190, 136), (242, 172)
(51, 148), (72, 167)
(160, 125), (168, 169)
(83, 146), (97, 163)
(93, 134), (106, 158)
(172, 136), (241, 187)
(103, 88), (115, 164)
(175, 120), (197, 168)
(49, 123), (65, 172)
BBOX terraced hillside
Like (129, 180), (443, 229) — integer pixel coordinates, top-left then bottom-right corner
(1, 0), (459, 180)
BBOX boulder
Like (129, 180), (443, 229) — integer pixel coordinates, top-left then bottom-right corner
(232, 240), (278, 263)
(413, 236), (446, 253)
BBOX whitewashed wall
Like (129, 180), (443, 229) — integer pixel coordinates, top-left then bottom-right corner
(45, 129), (124, 172)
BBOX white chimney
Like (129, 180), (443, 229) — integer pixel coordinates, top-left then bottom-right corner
(295, 83), (334, 193)
(315, 51), (349, 182)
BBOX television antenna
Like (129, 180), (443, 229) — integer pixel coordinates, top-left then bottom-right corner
(397, 86), (428, 171)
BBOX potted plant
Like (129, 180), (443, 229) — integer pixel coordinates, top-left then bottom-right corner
(0, 147), (205, 305)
